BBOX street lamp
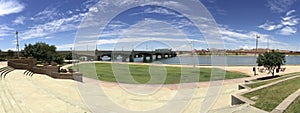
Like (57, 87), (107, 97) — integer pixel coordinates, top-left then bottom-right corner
(255, 34), (260, 57)
(253, 34), (260, 76)
(189, 40), (195, 68)
(15, 31), (20, 58)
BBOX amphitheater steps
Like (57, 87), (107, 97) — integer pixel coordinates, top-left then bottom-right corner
(0, 66), (14, 79)
(2, 70), (90, 113)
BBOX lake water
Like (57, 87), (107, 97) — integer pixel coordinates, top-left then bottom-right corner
(102, 55), (300, 66)
(137, 56), (300, 66)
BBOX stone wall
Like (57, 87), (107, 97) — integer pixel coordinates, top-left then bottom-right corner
(8, 59), (82, 82)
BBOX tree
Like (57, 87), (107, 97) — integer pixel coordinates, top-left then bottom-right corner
(65, 52), (72, 60)
(7, 50), (15, 59)
(52, 54), (64, 64)
(21, 42), (63, 64)
(257, 50), (286, 76)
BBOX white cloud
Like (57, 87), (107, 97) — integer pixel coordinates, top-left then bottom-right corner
(31, 7), (64, 22)
(0, 0), (25, 16)
(259, 10), (299, 35)
(67, 10), (73, 14)
(13, 16), (26, 25)
(0, 25), (14, 37)
(44, 36), (54, 39)
(277, 26), (297, 35)
(281, 16), (299, 26)
(143, 7), (183, 17)
(258, 21), (283, 31)
(21, 13), (86, 40)
(286, 10), (296, 16)
(267, 0), (296, 13)
(89, 7), (98, 13)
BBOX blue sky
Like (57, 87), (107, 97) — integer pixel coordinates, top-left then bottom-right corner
(0, 0), (299, 51)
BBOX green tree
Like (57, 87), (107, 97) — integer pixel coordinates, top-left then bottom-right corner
(65, 52), (72, 60)
(257, 50), (286, 76)
(21, 42), (63, 64)
(7, 50), (15, 59)
(52, 54), (64, 64)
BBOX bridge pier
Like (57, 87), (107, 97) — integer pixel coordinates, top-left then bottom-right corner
(97, 56), (102, 61)
(150, 55), (153, 61)
(95, 50), (177, 62)
(111, 56), (117, 61)
(129, 55), (134, 62)
(143, 55), (147, 62)
(122, 56), (127, 62)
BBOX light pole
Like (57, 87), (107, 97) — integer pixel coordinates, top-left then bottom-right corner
(190, 40), (195, 68)
(255, 34), (260, 57)
(15, 31), (20, 58)
(254, 34), (260, 76)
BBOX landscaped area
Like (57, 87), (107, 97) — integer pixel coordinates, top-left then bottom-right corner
(72, 63), (249, 84)
(243, 76), (300, 112)
(285, 95), (300, 113)
(245, 72), (300, 88)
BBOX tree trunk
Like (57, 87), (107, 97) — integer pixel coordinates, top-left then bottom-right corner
(272, 69), (275, 76)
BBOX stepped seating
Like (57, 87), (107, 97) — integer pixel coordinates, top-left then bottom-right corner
(24, 70), (34, 76)
(0, 66), (14, 79)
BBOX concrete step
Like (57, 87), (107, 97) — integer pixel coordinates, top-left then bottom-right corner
(4, 70), (90, 113)
(208, 104), (268, 113)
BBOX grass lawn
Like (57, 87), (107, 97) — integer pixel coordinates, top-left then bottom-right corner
(72, 63), (248, 84)
(243, 76), (300, 112)
(245, 72), (300, 88)
(285, 95), (300, 113)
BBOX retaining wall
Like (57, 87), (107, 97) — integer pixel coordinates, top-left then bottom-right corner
(8, 59), (82, 82)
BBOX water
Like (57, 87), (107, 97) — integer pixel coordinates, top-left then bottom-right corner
(158, 56), (256, 66)
(102, 55), (300, 66)
(157, 56), (300, 66)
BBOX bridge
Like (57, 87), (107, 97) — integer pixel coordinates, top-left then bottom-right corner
(73, 49), (177, 62)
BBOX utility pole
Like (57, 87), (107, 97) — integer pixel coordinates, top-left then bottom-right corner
(15, 31), (20, 58)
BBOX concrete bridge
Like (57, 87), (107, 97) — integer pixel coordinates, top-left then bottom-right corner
(96, 49), (177, 62)
(73, 49), (177, 62)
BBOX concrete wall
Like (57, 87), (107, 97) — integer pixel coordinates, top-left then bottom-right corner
(231, 95), (246, 105)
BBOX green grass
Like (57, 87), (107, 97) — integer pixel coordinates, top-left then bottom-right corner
(72, 63), (248, 84)
(243, 76), (300, 112)
(285, 95), (300, 113)
(245, 72), (300, 88)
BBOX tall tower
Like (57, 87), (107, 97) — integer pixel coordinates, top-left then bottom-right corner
(16, 31), (20, 58)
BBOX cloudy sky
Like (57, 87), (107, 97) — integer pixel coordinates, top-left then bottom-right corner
(0, 0), (299, 51)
